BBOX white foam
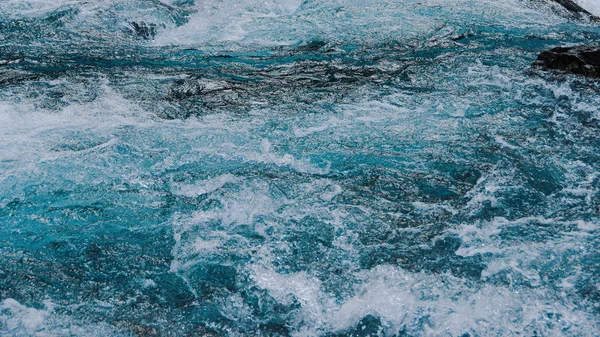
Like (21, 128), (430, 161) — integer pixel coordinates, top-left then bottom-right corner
(154, 0), (304, 45)
(142, 279), (158, 288)
(173, 174), (240, 197)
(494, 135), (520, 149)
(0, 298), (49, 335)
(0, 299), (127, 337)
(0, 0), (571, 49)
(153, 0), (561, 47)
(252, 267), (324, 313)
(575, 0), (600, 16)
(248, 264), (600, 336)
(193, 237), (222, 251)
(169, 178), (280, 273)
(0, 0), (79, 16)
(0, 0), (181, 43)
(0, 84), (149, 185)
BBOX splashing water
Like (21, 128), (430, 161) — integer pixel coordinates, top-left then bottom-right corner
(1, 0), (599, 336)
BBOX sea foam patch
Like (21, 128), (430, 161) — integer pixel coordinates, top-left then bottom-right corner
(0, 299), (128, 337)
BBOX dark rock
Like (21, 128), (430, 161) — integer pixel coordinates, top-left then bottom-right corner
(535, 45), (600, 77)
(130, 22), (157, 40)
(552, 0), (591, 14)
(550, 0), (599, 20)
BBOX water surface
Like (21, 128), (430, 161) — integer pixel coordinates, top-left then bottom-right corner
(1, 1), (599, 336)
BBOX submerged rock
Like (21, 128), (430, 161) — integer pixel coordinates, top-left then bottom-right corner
(535, 45), (600, 77)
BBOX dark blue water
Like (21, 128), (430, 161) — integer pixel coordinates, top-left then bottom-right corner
(1, 0), (600, 336)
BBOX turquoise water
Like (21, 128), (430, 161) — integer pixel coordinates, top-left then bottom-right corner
(1, 0), (600, 336)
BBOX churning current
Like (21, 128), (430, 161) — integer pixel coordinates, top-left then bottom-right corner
(1, 0), (599, 336)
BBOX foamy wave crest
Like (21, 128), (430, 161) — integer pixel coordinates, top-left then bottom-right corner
(249, 265), (599, 336)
